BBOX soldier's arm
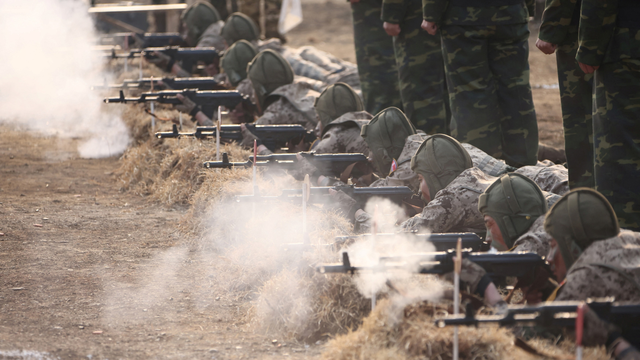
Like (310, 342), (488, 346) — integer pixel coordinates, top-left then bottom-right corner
(400, 191), (465, 233)
(526, 0), (536, 18)
(382, 0), (406, 24)
(422, 0), (449, 23)
(538, 0), (577, 45)
(576, 0), (618, 67)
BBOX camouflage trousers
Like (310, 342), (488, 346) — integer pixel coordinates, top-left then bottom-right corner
(556, 28), (595, 189)
(351, 0), (403, 115)
(393, 0), (449, 134)
(441, 24), (538, 167)
(238, 0), (282, 40)
(593, 58), (640, 232)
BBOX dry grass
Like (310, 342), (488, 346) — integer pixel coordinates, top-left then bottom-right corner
(115, 132), (249, 205)
(322, 297), (609, 360)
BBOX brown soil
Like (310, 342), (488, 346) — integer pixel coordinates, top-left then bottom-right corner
(0, 2), (563, 359)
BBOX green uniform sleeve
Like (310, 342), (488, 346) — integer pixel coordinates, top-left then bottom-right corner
(526, 0), (536, 17)
(576, 0), (618, 66)
(382, 0), (406, 24)
(422, 0), (449, 23)
(538, 0), (576, 44)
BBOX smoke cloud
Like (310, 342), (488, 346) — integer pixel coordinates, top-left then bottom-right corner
(0, 0), (129, 158)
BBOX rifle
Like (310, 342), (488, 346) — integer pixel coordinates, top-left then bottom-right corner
(235, 185), (415, 207)
(104, 89), (252, 119)
(282, 232), (487, 254)
(142, 46), (220, 73)
(93, 77), (226, 91)
(102, 32), (187, 48)
(435, 298), (640, 348)
(155, 123), (316, 151)
(317, 250), (548, 285)
(204, 152), (372, 179)
(333, 233), (490, 252)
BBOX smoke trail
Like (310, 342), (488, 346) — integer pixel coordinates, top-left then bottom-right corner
(0, 0), (129, 158)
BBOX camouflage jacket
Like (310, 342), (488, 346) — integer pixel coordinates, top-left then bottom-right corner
(538, 0), (581, 44)
(556, 230), (640, 302)
(400, 167), (494, 233)
(196, 21), (226, 50)
(577, 0), (640, 66)
(514, 161), (570, 195)
(511, 215), (553, 256)
(422, 0), (534, 26)
(257, 82), (320, 130)
(311, 111), (372, 154)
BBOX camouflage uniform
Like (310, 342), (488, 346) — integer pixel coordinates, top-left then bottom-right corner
(382, 0), (449, 133)
(197, 21), (227, 49)
(237, 0), (282, 40)
(255, 82), (320, 130)
(257, 39), (362, 93)
(577, 0), (640, 231)
(352, 0), (404, 115)
(511, 215), (554, 256)
(538, 0), (594, 188)
(399, 167), (493, 233)
(514, 160), (570, 195)
(310, 111), (372, 154)
(423, 0), (539, 167)
(556, 230), (640, 302)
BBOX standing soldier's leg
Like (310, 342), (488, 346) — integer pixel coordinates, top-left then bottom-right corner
(488, 24), (538, 167)
(352, 0), (403, 115)
(393, 0), (449, 133)
(593, 58), (640, 231)
(441, 25), (502, 159)
(555, 28), (595, 188)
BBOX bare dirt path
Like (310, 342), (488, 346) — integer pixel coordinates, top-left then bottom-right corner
(0, 125), (320, 359)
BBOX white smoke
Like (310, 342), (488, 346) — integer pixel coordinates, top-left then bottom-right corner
(345, 198), (444, 302)
(0, 0), (129, 158)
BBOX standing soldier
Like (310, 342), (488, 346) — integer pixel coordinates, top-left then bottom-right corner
(421, 0), (539, 167)
(536, 0), (594, 189)
(351, 0), (404, 115)
(576, 0), (640, 231)
(382, 0), (450, 133)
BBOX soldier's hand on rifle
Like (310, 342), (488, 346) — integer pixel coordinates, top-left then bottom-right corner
(293, 154), (320, 182)
(176, 94), (198, 115)
(146, 51), (172, 70)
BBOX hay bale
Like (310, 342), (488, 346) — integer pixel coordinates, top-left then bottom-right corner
(322, 297), (609, 360)
(116, 134), (250, 205)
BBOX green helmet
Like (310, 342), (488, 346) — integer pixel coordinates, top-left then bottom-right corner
(221, 12), (260, 46)
(181, 1), (221, 46)
(247, 49), (294, 110)
(360, 107), (416, 175)
(478, 173), (547, 249)
(221, 40), (258, 87)
(410, 134), (473, 200)
(544, 188), (619, 269)
(314, 83), (364, 129)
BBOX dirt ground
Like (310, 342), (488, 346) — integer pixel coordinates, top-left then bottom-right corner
(0, 2), (563, 359)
